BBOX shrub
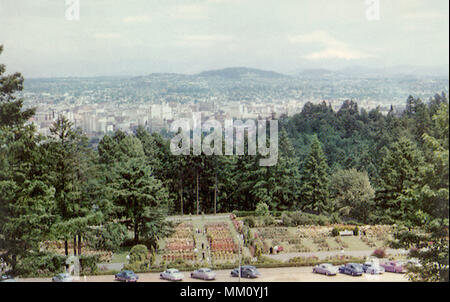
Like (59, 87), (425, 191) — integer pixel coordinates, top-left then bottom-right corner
(15, 253), (67, 276)
(123, 261), (149, 272)
(372, 248), (386, 258)
(129, 245), (149, 263)
(255, 202), (270, 217)
(243, 216), (257, 228)
(125, 244), (150, 271)
(254, 242), (263, 258)
(79, 255), (100, 274)
(331, 228), (340, 237)
(262, 215), (276, 226)
(331, 226), (358, 237)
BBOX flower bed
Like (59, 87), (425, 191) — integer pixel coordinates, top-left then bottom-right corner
(165, 223), (194, 252)
(206, 223), (238, 253)
(162, 252), (196, 262)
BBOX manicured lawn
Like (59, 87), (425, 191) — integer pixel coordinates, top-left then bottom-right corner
(110, 248), (130, 263)
(340, 236), (371, 250)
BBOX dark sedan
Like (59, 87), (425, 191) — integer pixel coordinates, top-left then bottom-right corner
(339, 263), (364, 276)
(115, 270), (139, 282)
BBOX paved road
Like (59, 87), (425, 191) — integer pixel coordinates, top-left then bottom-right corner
(167, 214), (231, 222)
(18, 266), (408, 282)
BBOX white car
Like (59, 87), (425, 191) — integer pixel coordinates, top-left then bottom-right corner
(312, 263), (339, 276)
(191, 268), (216, 280)
(362, 262), (385, 274)
(160, 268), (184, 281)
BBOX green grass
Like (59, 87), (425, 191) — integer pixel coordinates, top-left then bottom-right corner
(110, 253), (128, 263)
(325, 238), (341, 250)
(302, 239), (319, 251)
(340, 236), (371, 250)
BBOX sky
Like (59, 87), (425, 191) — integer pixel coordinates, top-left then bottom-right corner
(0, 0), (448, 77)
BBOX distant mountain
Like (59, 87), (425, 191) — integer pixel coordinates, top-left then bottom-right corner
(296, 68), (338, 77)
(294, 65), (449, 78)
(197, 67), (289, 79)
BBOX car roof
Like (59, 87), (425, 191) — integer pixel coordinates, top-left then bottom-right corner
(57, 273), (70, 277)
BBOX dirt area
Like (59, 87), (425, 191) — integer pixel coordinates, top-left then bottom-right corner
(18, 266), (408, 282)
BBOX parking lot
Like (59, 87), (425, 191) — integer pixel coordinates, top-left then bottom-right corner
(18, 266), (408, 282)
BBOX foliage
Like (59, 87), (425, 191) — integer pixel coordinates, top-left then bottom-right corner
(330, 169), (375, 223)
(372, 248), (387, 258)
(123, 244), (150, 271)
(86, 223), (128, 252)
(299, 135), (330, 214)
(281, 211), (330, 226)
(243, 216), (257, 228)
(255, 202), (270, 217)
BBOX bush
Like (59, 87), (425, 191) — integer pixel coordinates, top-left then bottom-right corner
(255, 202), (270, 217)
(372, 248), (386, 258)
(129, 245), (149, 263)
(232, 210), (284, 218)
(331, 228), (340, 237)
(262, 215), (276, 226)
(232, 210), (254, 217)
(331, 226), (358, 237)
(243, 216), (257, 228)
(15, 253), (67, 276)
(254, 242), (263, 258)
(79, 255), (100, 274)
(123, 261), (149, 272)
(124, 244), (150, 271)
(14, 253), (100, 277)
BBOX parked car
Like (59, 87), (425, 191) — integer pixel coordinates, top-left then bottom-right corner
(231, 266), (261, 278)
(339, 263), (364, 276)
(160, 268), (184, 281)
(191, 268), (216, 280)
(1, 274), (17, 282)
(114, 270), (139, 282)
(380, 261), (406, 273)
(362, 262), (385, 274)
(312, 263), (339, 276)
(52, 273), (73, 282)
(405, 258), (422, 269)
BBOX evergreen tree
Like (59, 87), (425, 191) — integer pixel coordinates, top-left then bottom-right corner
(46, 116), (101, 256)
(109, 157), (169, 244)
(299, 135), (330, 214)
(374, 138), (425, 223)
(0, 45), (55, 270)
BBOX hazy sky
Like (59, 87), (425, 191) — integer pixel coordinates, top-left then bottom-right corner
(0, 0), (448, 77)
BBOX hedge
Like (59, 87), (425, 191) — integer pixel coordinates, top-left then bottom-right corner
(232, 210), (284, 218)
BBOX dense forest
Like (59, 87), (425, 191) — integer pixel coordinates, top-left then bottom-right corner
(0, 45), (448, 280)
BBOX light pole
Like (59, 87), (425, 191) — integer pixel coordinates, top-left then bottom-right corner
(237, 234), (243, 282)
